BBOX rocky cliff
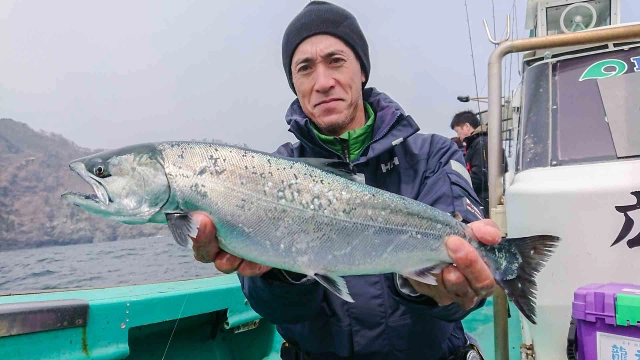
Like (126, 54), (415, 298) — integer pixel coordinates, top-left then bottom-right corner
(0, 118), (170, 251)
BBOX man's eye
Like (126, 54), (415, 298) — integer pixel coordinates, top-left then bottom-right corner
(297, 65), (310, 73)
(330, 57), (345, 64)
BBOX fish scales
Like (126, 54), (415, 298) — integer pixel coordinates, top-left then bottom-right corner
(62, 140), (561, 324)
(157, 142), (462, 275)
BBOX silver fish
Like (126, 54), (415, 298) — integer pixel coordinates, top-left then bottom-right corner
(61, 141), (560, 324)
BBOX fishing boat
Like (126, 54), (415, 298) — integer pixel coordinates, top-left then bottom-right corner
(2, 0), (639, 359)
(480, 0), (640, 358)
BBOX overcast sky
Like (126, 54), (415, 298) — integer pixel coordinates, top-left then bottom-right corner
(1, 1), (638, 152)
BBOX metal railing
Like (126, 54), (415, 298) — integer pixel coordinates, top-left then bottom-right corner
(485, 22), (640, 360)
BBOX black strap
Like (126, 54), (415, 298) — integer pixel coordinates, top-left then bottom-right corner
(567, 318), (578, 360)
(280, 341), (313, 360)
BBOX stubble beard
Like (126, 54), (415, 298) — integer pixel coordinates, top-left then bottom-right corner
(316, 97), (362, 137)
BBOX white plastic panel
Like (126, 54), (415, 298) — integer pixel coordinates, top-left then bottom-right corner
(505, 159), (640, 359)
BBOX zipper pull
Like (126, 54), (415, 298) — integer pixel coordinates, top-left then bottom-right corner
(336, 137), (350, 163)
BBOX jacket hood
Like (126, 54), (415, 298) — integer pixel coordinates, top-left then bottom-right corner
(464, 123), (488, 146)
(471, 123), (488, 136)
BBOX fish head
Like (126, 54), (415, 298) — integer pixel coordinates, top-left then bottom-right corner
(61, 144), (170, 224)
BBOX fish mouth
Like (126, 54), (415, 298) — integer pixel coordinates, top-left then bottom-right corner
(61, 162), (111, 206)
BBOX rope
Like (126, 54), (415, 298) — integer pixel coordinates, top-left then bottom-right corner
(491, 0), (497, 48)
(162, 294), (189, 360)
(464, 0), (482, 114)
(508, 0), (519, 97)
(514, 0), (521, 76)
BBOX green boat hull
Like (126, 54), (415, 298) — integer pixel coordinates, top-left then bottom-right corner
(0, 274), (522, 359)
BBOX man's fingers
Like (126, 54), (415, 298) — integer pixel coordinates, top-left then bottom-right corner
(187, 212), (270, 277)
(192, 239), (218, 263)
(441, 267), (481, 310)
(462, 296), (480, 310)
(445, 236), (496, 297)
(467, 219), (502, 246)
(214, 251), (243, 274)
(193, 248), (212, 263)
(190, 211), (217, 242)
(441, 266), (474, 299)
(238, 260), (272, 277)
(406, 276), (454, 306)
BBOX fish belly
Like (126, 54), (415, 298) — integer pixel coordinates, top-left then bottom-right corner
(206, 190), (452, 276)
(159, 142), (457, 276)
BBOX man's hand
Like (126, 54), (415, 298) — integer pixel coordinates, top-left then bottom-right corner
(406, 219), (502, 310)
(189, 211), (272, 277)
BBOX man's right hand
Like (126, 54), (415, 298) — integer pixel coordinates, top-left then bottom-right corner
(189, 211), (272, 277)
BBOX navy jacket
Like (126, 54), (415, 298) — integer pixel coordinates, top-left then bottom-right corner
(238, 88), (486, 359)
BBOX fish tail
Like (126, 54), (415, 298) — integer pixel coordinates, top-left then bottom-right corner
(494, 235), (560, 325)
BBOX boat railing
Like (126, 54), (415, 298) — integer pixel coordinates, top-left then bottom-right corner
(484, 21), (640, 360)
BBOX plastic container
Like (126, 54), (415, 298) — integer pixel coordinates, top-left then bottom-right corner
(570, 283), (640, 360)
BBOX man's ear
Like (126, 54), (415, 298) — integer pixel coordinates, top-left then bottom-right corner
(361, 70), (366, 83)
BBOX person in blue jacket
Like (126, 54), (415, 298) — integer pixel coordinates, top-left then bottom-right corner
(190, 1), (503, 359)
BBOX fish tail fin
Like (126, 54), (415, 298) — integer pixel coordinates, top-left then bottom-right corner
(495, 235), (561, 325)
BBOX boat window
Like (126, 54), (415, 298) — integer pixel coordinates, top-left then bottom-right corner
(517, 46), (640, 173)
(597, 71), (640, 158)
(517, 62), (551, 172)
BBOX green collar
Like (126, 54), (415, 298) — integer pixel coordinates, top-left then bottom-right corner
(312, 102), (375, 162)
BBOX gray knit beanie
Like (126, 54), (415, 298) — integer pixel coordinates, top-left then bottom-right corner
(281, 1), (370, 94)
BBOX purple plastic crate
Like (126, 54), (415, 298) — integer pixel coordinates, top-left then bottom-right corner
(572, 283), (640, 360)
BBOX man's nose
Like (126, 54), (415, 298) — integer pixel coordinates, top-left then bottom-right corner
(314, 65), (335, 93)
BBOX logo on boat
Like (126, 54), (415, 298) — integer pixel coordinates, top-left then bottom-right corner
(579, 56), (640, 81)
(611, 191), (640, 250)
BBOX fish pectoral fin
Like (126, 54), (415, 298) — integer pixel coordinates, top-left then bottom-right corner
(313, 273), (354, 302)
(402, 263), (449, 286)
(165, 211), (199, 248)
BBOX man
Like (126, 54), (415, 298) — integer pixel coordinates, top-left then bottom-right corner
(450, 110), (508, 217)
(190, 2), (502, 359)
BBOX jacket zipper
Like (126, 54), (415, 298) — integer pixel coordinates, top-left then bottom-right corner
(352, 112), (404, 167)
(337, 137), (350, 163)
(297, 111), (406, 166)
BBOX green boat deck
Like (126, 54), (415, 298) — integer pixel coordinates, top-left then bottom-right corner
(0, 274), (522, 359)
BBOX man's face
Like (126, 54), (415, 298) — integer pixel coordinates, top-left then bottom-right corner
(291, 34), (366, 136)
(453, 123), (474, 141)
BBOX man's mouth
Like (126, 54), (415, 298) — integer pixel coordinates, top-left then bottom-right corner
(314, 98), (341, 108)
(61, 162), (111, 205)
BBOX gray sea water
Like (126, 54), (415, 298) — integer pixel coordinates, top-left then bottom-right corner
(0, 236), (222, 293)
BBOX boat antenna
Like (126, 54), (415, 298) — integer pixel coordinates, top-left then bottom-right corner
(464, 0), (482, 114)
(483, 15), (511, 45)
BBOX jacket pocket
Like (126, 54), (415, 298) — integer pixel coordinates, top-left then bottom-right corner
(277, 317), (353, 357)
(386, 315), (459, 359)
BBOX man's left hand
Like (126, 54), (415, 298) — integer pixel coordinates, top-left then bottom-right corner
(406, 219), (502, 310)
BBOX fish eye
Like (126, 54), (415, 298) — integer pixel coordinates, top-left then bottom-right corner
(94, 166), (105, 177)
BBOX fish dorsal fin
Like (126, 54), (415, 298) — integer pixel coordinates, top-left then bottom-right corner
(294, 157), (365, 184)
